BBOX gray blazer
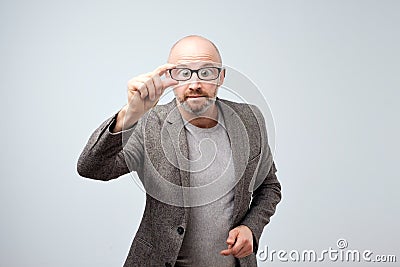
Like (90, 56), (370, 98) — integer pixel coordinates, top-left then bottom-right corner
(77, 98), (281, 267)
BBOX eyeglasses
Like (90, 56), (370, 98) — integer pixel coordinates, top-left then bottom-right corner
(169, 67), (222, 81)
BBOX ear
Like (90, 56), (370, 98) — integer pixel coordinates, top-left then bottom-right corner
(217, 68), (226, 87)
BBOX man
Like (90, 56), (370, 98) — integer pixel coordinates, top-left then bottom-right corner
(77, 35), (281, 267)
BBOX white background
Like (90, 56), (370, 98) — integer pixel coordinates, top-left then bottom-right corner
(1, 0), (399, 266)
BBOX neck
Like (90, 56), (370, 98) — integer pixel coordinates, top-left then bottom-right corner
(178, 102), (218, 128)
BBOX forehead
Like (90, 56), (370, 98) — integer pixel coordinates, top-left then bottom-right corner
(168, 38), (221, 65)
(175, 61), (221, 69)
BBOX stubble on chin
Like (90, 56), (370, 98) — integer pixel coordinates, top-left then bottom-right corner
(179, 97), (216, 115)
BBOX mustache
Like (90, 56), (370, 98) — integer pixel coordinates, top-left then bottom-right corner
(184, 93), (208, 98)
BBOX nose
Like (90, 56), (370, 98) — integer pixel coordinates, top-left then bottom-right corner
(187, 74), (201, 91)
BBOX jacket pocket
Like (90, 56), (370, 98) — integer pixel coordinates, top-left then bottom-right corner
(246, 153), (261, 176)
(248, 153), (261, 164)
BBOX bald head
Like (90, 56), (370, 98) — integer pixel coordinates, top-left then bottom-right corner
(168, 35), (222, 64)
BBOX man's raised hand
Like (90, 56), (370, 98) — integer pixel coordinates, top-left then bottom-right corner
(112, 64), (177, 132)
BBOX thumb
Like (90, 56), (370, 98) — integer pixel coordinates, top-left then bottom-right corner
(162, 77), (178, 89)
(226, 228), (239, 246)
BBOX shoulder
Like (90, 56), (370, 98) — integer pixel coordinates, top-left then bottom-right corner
(218, 97), (260, 111)
(218, 98), (264, 124)
(218, 98), (265, 156)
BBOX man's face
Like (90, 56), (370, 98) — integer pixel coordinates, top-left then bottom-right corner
(168, 37), (224, 115)
(171, 61), (223, 115)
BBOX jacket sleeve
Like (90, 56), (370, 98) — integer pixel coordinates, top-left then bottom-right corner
(77, 111), (145, 181)
(239, 106), (282, 253)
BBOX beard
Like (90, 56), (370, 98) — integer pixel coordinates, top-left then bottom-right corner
(175, 82), (219, 115)
(180, 97), (216, 115)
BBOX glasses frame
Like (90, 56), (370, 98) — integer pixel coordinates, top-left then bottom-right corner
(168, 67), (223, 81)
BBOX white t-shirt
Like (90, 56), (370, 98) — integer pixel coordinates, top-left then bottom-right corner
(175, 105), (236, 267)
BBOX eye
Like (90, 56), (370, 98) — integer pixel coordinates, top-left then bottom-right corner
(177, 69), (191, 78)
(199, 68), (212, 78)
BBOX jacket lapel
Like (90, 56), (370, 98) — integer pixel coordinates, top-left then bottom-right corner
(218, 99), (250, 226)
(163, 100), (191, 207)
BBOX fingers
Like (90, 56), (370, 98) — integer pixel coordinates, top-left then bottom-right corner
(162, 77), (178, 89)
(220, 236), (251, 258)
(152, 75), (163, 95)
(220, 248), (231, 256)
(220, 229), (239, 256)
(220, 227), (253, 259)
(154, 63), (176, 76)
(232, 237), (252, 258)
(128, 63), (177, 101)
(235, 248), (252, 259)
(145, 78), (156, 101)
(226, 228), (239, 246)
(153, 63), (178, 91)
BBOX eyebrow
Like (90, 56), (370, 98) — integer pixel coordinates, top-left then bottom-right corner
(176, 63), (220, 68)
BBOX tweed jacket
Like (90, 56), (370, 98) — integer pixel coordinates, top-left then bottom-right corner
(77, 98), (281, 267)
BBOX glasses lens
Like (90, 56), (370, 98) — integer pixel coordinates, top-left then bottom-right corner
(198, 67), (219, 80)
(171, 68), (192, 81)
(170, 67), (221, 81)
